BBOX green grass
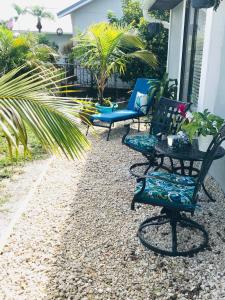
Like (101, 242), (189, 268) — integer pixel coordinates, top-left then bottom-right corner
(0, 193), (10, 209)
(0, 127), (48, 182)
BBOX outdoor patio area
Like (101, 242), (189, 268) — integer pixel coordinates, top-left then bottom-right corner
(0, 126), (225, 300)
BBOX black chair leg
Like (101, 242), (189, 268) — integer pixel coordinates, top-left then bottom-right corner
(131, 198), (135, 210)
(171, 220), (178, 253)
(107, 123), (112, 141)
(202, 182), (216, 202)
(138, 117), (140, 132)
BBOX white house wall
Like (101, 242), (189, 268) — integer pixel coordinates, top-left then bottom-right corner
(168, 0), (225, 192)
(167, 0), (186, 90)
(198, 2), (225, 191)
(70, 0), (123, 35)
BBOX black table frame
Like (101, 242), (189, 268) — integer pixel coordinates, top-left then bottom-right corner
(155, 140), (225, 202)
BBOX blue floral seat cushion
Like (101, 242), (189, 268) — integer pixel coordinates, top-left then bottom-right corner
(124, 134), (158, 153)
(134, 171), (196, 211)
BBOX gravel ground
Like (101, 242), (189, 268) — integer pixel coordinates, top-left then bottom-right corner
(0, 125), (225, 300)
(0, 158), (52, 240)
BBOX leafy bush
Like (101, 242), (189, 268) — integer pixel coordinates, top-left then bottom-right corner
(150, 73), (178, 106)
(108, 0), (169, 81)
(0, 26), (57, 75)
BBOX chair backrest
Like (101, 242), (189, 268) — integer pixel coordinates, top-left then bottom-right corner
(150, 97), (191, 135)
(192, 124), (225, 205)
(127, 78), (157, 114)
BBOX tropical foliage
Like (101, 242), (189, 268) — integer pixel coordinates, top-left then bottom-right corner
(108, 0), (169, 81)
(150, 73), (178, 106)
(181, 109), (224, 141)
(73, 22), (157, 103)
(0, 26), (57, 75)
(0, 65), (90, 159)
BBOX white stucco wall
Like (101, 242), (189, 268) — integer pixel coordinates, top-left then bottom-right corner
(167, 0), (186, 93)
(198, 2), (225, 191)
(70, 0), (123, 35)
(168, 0), (225, 192)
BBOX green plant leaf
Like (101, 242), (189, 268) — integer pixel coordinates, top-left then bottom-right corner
(0, 65), (90, 159)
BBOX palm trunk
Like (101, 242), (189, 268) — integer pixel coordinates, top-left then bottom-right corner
(36, 17), (42, 33)
(98, 72), (107, 105)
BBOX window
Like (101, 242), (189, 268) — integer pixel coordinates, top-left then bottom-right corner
(179, 1), (206, 107)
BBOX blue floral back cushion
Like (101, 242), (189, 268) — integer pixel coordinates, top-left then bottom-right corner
(134, 92), (148, 115)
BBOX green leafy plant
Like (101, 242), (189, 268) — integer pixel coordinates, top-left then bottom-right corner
(181, 109), (224, 142)
(73, 22), (157, 105)
(149, 73), (178, 107)
(108, 0), (169, 81)
(101, 98), (112, 107)
(0, 65), (90, 159)
(0, 26), (57, 75)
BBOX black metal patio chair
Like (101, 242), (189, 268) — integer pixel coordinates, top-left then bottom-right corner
(122, 97), (191, 176)
(132, 124), (225, 256)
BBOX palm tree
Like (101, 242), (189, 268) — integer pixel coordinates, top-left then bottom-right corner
(27, 6), (54, 33)
(0, 65), (90, 159)
(73, 22), (157, 104)
(13, 4), (27, 22)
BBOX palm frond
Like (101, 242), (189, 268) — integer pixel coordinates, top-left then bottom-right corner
(0, 66), (90, 159)
(128, 50), (158, 68)
(121, 32), (145, 49)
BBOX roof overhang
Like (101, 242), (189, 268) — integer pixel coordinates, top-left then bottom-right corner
(58, 0), (93, 18)
(142, 0), (182, 26)
(150, 0), (183, 10)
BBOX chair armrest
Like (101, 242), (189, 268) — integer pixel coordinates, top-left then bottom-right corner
(116, 101), (128, 104)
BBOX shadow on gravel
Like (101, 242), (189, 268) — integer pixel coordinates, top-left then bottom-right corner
(46, 126), (225, 300)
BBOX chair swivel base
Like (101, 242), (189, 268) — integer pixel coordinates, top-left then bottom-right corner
(138, 213), (208, 257)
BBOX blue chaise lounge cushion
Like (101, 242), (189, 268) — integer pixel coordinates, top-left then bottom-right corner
(90, 109), (142, 123)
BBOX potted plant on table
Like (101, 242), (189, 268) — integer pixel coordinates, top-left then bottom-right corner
(181, 109), (224, 152)
(73, 22), (157, 113)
